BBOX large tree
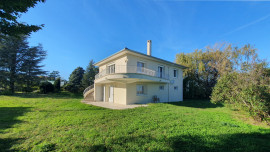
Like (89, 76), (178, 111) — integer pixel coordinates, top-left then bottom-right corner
(65, 67), (85, 93)
(0, 35), (46, 93)
(0, 0), (45, 36)
(19, 44), (46, 92)
(82, 60), (98, 88)
(175, 43), (252, 99)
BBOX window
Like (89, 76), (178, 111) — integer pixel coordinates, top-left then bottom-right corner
(137, 85), (145, 95)
(158, 66), (164, 78)
(108, 64), (115, 74)
(174, 86), (178, 90)
(137, 62), (145, 73)
(173, 69), (178, 78)
(159, 85), (164, 90)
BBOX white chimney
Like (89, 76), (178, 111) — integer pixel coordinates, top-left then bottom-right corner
(147, 40), (152, 56)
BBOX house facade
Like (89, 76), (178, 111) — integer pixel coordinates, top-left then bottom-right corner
(83, 40), (187, 105)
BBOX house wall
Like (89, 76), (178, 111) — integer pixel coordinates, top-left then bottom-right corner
(126, 54), (183, 103)
(94, 53), (184, 104)
(98, 55), (128, 73)
(113, 82), (127, 105)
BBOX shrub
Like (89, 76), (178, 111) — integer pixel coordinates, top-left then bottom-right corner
(39, 82), (54, 94)
(211, 66), (270, 123)
(54, 78), (61, 92)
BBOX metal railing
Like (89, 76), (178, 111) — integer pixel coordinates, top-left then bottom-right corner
(83, 84), (94, 97)
(95, 65), (169, 80)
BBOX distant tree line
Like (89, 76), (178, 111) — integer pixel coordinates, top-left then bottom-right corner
(176, 43), (270, 123)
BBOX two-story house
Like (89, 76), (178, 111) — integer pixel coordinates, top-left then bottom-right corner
(83, 40), (187, 105)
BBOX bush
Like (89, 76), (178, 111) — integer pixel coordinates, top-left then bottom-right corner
(54, 78), (61, 92)
(211, 68), (270, 123)
(39, 82), (54, 94)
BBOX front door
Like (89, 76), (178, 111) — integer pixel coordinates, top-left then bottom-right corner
(109, 86), (114, 103)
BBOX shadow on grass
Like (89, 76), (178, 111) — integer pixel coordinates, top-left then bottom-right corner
(0, 107), (30, 151)
(12, 92), (83, 99)
(0, 107), (31, 133)
(168, 100), (223, 109)
(85, 133), (270, 152)
(0, 138), (24, 152)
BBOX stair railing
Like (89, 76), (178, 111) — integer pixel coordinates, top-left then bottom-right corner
(83, 84), (94, 97)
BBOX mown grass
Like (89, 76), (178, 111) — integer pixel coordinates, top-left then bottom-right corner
(0, 92), (269, 152)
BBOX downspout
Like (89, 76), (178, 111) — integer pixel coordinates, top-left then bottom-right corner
(168, 67), (170, 102)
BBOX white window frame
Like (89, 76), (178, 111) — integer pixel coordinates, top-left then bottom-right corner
(137, 61), (145, 73)
(107, 64), (115, 74)
(136, 84), (146, 95)
(158, 66), (165, 78)
(159, 85), (164, 91)
(173, 69), (178, 78)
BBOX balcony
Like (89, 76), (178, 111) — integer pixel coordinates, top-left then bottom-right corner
(95, 65), (169, 80)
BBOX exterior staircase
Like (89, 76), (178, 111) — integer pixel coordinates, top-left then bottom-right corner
(83, 85), (94, 101)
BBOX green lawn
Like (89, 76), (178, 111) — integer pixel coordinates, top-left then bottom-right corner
(0, 93), (269, 152)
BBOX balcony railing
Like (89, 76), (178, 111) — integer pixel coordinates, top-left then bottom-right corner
(95, 65), (169, 80)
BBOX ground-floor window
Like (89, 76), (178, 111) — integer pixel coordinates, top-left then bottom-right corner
(159, 85), (164, 90)
(137, 85), (146, 95)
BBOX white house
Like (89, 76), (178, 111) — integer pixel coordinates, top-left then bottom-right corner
(83, 40), (187, 105)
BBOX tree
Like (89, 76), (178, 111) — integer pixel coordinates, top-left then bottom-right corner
(48, 71), (60, 81)
(175, 44), (234, 99)
(19, 44), (46, 92)
(54, 77), (61, 92)
(39, 81), (54, 94)
(65, 67), (85, 93)
(0, 35), (29, 93)
(82, 60), (98, 88)
(0, 0), (45, 36)
(0, 35), (46, 93)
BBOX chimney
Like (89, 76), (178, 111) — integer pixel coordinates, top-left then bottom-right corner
(147, 40), (152, 56)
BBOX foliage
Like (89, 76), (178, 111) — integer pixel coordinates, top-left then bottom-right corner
(211, 60), (270, 123)
(82, 60), (98, 88)
(0, 0), (45, 36)
(0, 35), (46, 93)
(48, 71), (60, 81)
(39, 81), (54, 94)
(54, 78), (61, 92)
(65, 67), (85, 93)
(176, 43), (263, 99)
(0, 94), (269, 151)
(152, 95), (160, 103)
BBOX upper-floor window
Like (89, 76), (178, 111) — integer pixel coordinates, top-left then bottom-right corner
(108, 64), (115, 74)
(173, 69), (178, 78)
(158, 66), (165, 78)
(137, 62), (145, 73)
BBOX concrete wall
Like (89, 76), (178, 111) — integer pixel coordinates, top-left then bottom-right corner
(126, 54), (183, 103)
(98, 55), (128, 73)
(95, 53), (184, 104)
(113, 82), (127, 105)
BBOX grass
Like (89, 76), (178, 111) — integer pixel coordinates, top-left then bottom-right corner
(0, 92), (269, 152)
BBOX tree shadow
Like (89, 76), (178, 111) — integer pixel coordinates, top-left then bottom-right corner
(167, 100), (223, 109)
(0, 138), (24, 152)
(0, 107), (30, 151)
(0, 107), (31, 133)
(84, 132), (270, 152)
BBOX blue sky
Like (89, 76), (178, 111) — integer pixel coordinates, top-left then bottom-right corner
(20, 0), (270, 79)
